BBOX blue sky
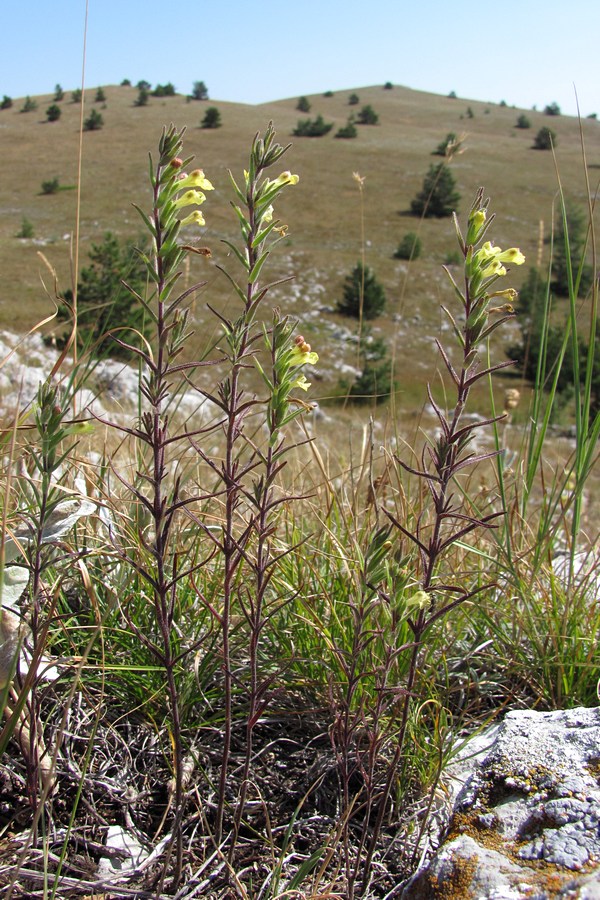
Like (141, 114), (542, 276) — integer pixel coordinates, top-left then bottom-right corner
(2, 0), (598, 117)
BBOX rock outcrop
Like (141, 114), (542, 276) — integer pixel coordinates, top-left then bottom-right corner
(402, 707), (600, 899)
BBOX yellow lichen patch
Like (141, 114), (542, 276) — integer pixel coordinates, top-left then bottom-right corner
(424, 850), (479, 899)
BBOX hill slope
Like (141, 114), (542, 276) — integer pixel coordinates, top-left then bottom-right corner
(0, 83), (597, 408)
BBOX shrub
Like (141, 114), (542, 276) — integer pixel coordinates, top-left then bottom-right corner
(136, 79), (151, 91)
(394, 232), (422, 260)
(516, 114), (531, 129)
(41, 177), (60, 195)
(433, 132), (457, 156)
(71, 88), (82, 103)
(191, 80), (208, 100)
(1, 95), (13, 109)
(383, 81), (393, 90)
(532, 126), (556, 150)
(466, 106), (474, 118)
(152, 82), (176, 97)
(120, 78), (131, 86)
(348, 335), (394, 403)
(509, 266), (600, 414)
(95, 87), (106, 103)
(348, 92), (360, 106)
(544, 101), (561, 116)
(357, 105), (379, 125)
(16, 216), (34, 238)
(20, 96), (37, 113)
(54, 84), (64, 101)
(448, 90), (457, 99)
(337, 263), (387, 319)
(134, 87), (149, 107)
(296, 96), (310, 112)
(410, 163), (460, 218)
(56, 232), (151, 360)
(83, 108), (103, 131)
(323, 90), (334, 97)
(201, 106), (222, 129)
(292, 114), (333, 137)
(46, 104), (61, 122)
(335, 118), (357, 139)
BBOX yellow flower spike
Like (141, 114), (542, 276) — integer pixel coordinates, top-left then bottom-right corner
(173, 189), (206, 210)
(179, 210), (206, 228)
(176, 169), (214, 192)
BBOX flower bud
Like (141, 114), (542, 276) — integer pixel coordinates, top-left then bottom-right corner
(466, 208), (486, 245)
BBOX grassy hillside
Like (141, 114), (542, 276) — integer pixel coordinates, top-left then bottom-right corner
(0, 82), (597, 411)
(1, 98), (599, 898)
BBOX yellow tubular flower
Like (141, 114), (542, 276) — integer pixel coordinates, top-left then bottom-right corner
(173, 189), (206, 210)
(488, 288), (518, 302)
(405, 590), (431, 610)
(179, 210), (206, 227)
(481, 260), (507, 279)
(274, 171), (299, 187)
(288, 346), (319, 367)
(292, 374), (311, 391)
(495, 247), (525, 265)
(476, 241), (525, 266)
(264, 171), (299, 191)
(176, 169), (214, 192)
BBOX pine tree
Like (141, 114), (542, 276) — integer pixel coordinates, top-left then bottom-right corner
(410, 164), (460, 218)
(56, 233), (150, 360)
(337, 263), (386, 319)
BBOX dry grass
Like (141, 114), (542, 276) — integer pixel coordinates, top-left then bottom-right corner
(0, 83), (597, 412)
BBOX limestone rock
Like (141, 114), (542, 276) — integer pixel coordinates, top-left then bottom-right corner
(402, 707), (600, 899)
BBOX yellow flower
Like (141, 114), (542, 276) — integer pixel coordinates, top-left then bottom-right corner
(476, 241), (525, 266)
(496, 247), (525, 265)
(488, 288), (518, 302)
(288, 345), (319, 367)
(481, 259), (507, 279)
(274, 171), (299, 187)
(176, 169), (214, 192)
(173, 189), (206, 210)
(292, 374), (311, 391)
(265, 171), (299, 191)
(179, 210), (205, 227)
(262, 205), (274, 223)
(405, 590), (431, 610)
